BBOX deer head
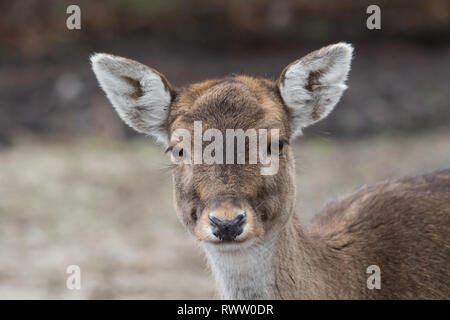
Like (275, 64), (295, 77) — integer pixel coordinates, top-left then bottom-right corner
(91, 43), (353, 252)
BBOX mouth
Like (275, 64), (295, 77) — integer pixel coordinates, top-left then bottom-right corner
(204, 237), (258, 252)
(212, 238), (246, 245)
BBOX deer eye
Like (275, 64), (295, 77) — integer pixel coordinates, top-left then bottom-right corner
(166, 146), (186, 163)
(173, 147), (184, 158)
(267, 140), (286, 156)
(171, 147), (185, 162)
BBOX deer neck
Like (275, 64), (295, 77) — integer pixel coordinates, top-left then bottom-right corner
(272, 215), (337, 299)
(201, 214), (337, 299)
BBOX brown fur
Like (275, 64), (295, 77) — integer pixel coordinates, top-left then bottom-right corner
(274, 170), (450, 299)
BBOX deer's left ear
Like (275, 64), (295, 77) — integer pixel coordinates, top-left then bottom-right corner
(279, 43), (353, 139)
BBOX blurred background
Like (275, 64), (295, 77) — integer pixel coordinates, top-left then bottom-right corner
(0, 0), (449, 299)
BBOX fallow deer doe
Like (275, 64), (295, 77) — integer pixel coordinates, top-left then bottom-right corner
(91, 43), (449, 299)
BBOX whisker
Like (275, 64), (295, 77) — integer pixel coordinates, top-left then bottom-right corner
(155, 162), (175, 174)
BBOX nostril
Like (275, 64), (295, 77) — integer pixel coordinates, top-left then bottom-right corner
(233, 212), (247, 225)
(209, 215), (223, 227)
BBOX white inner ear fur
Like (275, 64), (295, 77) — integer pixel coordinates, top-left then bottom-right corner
(91, 53), (171, 145)
(279, 42), (353, 139)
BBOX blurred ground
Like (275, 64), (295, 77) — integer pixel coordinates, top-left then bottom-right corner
(0, 130), (449, 299)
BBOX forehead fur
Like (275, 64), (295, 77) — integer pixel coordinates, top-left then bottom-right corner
(168, 75), (289, 136)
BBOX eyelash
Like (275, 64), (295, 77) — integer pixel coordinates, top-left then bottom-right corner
(268, 140), (287, 155)
(166, 146), (184, 158)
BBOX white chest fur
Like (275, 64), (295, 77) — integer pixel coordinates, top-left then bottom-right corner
(201, 238), (276, 299)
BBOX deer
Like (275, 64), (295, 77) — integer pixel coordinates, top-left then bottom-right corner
(91, 43), (450, 299)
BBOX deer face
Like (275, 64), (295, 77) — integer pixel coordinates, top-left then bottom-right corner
(91, 43), (353, 250)
(167, 77), (294, 246)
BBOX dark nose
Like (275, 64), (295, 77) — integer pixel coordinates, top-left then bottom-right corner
(209, 212), (247, 241)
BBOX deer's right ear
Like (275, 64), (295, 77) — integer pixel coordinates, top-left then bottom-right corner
(91, 53), (174, 145)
